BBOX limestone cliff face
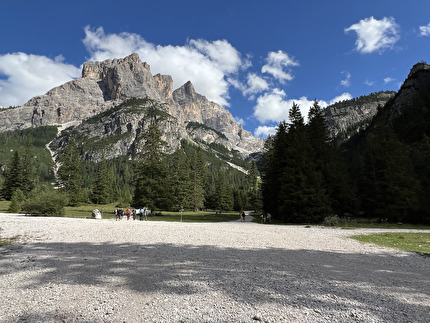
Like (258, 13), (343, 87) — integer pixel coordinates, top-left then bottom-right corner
(387, 62), (430, 121)
(324, 91), (396, 140)
(0, 53), (263, 160)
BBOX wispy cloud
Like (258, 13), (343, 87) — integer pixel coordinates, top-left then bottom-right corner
(419, 23), (430, 37)
(384, 77), (395, 84)
(340, 71), (351, 87)
(345, 16), (400, 54)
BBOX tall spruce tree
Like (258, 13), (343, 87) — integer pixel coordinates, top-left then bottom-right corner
(307, 100), (355, 216)
(169, 148), (192, 210)
(216, 169), (233, 212)
(262, 102), (331, 223)
(21, 136), (35, 195)
(261, 121), (289, 219)
(1, 151), (24, 200)
(57, 138), (84, 206)
(91, 155), (111, 204)
(189, 148), (206, 211)
(133, 123), (171, 210)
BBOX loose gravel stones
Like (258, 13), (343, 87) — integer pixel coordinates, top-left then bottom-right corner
(0, 214), (429, 322)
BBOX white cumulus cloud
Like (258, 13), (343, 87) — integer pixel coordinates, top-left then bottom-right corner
(0, 53), (80, 107)
(254, 125), (277, 137)
(252, 89), (330, 125)
(261, 50), (299, 83)
(419, 23), (430, 37)
(243, 73), (269, 98)
(329, 92), (352, 104)
(345, 16), (400, 54)
(82, 26), (245, 107)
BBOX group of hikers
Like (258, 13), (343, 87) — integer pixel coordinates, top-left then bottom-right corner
(114, 207), (150, 221)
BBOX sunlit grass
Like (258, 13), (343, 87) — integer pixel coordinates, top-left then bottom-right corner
(351, 232), (430, 255)
(63, 204), (240, 222)
(0, 200), (10, 213)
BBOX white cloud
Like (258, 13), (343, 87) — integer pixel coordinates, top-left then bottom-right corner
(365, 80), (375, 86)
(252, 89), (354, 129)
(384, 77), (395, 84)
(345, 16), (400, 54)
(82, 26), (245, 106)
(0, 52), (80, 107)
(340, 71), (351, 87)
(419, 23), (430, 37)
(254, 125), (277, 137)
(261, 50), (299, 83)
(329, 92), (352, 105)
(243, 73), (269, 98)
(252, 89), (330, 124)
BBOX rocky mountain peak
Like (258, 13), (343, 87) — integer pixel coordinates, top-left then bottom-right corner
(0, 53), (264, 161)
(388, 61), (430, 120)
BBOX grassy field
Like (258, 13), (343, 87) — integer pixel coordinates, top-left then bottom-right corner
(64, 204), (240, 222)
(351, 232), (430, 256)
(2, 200), (430, 255)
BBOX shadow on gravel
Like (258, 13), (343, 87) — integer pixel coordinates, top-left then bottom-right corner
(1, 241), (429, 321)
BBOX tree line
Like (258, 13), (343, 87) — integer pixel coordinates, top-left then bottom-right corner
(0, 126), (260, 216)
(261, 98), (430, 224)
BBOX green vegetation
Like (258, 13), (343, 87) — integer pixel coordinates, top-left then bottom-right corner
(261, 100), (354, 223)
(186, 121), (227, 140)
(351, 232), (430, 255)
(64, 203), (239, 222)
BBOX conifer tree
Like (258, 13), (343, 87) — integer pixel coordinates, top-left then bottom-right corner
(133, 123), (171, 210)
(215, 170), (233, 212)
(1, 151), (24, 200)
(169, 148), (192, 210)
(57, 138), (84, 206)
(21, 135), (35, 195)
(189, 148), (206, 211)
(91, 155), (111, 204)
(261, 121), (289, 218)
(307, 100), (355, 216)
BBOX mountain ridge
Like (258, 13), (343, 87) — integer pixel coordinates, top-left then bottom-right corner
(0, 53), (264, 161)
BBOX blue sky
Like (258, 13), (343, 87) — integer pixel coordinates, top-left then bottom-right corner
(1, 1), (429, 137)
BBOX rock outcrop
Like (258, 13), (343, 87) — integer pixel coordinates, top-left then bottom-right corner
(387, 62), (430, 121)
(324, 91), (396, 140)
(0, 53), (264, 160)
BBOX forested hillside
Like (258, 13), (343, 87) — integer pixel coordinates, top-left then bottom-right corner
(261, 62), (430, 224)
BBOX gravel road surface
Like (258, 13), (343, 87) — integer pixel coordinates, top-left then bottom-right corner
(0, 213), (429, 322)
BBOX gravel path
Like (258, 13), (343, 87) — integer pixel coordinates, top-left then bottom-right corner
(0, 213), (429, 322)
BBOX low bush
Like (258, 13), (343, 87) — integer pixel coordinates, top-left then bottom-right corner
(21, 189), (68, 216)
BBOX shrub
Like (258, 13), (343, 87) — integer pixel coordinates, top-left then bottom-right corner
(8, 189), (25, 213)
(21, 189), (68, 216)
(323, 214), (340, 226)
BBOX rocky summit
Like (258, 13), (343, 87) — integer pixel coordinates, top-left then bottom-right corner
(0, 53), (264, 161)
